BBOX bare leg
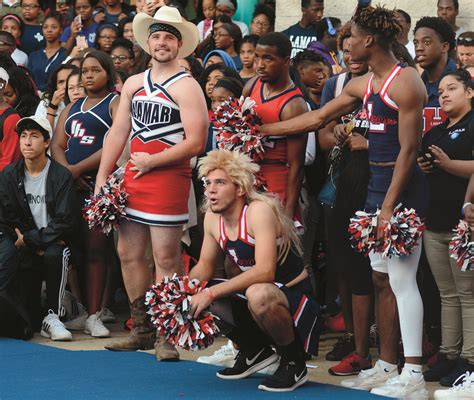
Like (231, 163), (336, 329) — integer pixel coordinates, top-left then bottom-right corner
(85, 229), (109, 315)
(246, 283), (295, 346)
(352, 294), (373, 358)
(150, 225), (183, 283)
(117, 220), (152, 301)
(373, 271), (399, 365)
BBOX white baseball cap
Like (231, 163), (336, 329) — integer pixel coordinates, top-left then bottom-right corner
(16, 116), (52, 139)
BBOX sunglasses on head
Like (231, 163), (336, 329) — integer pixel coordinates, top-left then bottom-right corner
(457, 36), (474, 46)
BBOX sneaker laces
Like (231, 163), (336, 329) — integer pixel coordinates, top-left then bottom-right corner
(339, 353), (361, 367)
(451, 371), (474, 392)
(44, 310), (65, 329)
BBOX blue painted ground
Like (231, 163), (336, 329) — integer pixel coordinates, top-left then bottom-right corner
(0, 338), (385, 399)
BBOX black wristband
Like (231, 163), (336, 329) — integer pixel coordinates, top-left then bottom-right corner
(49, 102), (58, 110)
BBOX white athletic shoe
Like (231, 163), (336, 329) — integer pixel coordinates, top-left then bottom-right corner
(63, 291), (88, 331)
(40, 310), (72, 341)
(84, 312), (110, 338)
(434, 371), (474, 399)
(370, 367), (427, 398)
(341, 360), (398, 391)
(259, 358), (280, 375)
(99, 308), (116, 323)
(197, 340), (236, 367)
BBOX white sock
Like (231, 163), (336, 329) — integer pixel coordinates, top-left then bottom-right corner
(378, 359), (398, 373)
(404, 363), (423, 376)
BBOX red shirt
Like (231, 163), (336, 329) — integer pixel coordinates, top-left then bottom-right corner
(0, 107), (21, 171)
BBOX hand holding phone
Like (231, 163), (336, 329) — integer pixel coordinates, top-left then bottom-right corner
(76, 35), (87, 49)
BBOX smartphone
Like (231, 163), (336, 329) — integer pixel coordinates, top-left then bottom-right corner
(76, 35), (87, 48)
(75, 14), (82, 26)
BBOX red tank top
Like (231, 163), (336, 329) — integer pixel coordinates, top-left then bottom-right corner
(249, 78), (304, 162)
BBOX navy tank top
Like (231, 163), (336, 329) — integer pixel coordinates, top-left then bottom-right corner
(361, 64), (404, 163)
(64, 93), (117, 167)
(218, 204), (304, 285)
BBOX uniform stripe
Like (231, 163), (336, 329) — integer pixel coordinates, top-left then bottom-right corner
(293, 295), (308, 325)
(57, 247), (71, 317)
(125, 207), (188, 226)
(304, 316), (319, 353)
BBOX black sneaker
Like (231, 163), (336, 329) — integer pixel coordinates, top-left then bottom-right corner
(326, 334), (355, 361)
(423, 352), (457, 382)
(440, 358), (470, 387)
(258, 359), (308, 392)
(216, 346), (278, 380)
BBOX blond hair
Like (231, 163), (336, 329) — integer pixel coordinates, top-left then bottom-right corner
(198, 149), (302, 262)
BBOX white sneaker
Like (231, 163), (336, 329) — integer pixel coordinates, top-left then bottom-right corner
(259, 358), (280, 375)
(341, 360), (398, 390)
(370, 367), (426, 398)
(100, 308), (116, 323)
(84, 312), (110, 338)
(197, 340), (236, 367)
(40, 310), (72, 341)
(434, 371), (474, 399)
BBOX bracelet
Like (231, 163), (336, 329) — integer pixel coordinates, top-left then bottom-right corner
(48, 103), (58, 110)
(47, 112), (56, 117)
(462, 202), (472, 217)
(205, 287), (215, 301)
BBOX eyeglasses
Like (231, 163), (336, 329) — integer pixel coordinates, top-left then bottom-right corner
(99, 35), (117, 40)
(111, 55), (131, 62)
(21, 4), (39, 9)
(252, 21), (270, 28)
(213, 33), (230, 38)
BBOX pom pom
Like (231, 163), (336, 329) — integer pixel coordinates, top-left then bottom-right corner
(145, 274), (220, 351)
(449, 220), (474, 272)
(82, 166), (128, 234)
(348, 204), (425, 258)
(213, 96), (265, 162)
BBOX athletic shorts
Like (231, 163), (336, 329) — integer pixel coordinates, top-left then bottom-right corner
(209, 277), (322, 356)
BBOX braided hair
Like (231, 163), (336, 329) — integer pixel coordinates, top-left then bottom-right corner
(353, 5), (402, 48)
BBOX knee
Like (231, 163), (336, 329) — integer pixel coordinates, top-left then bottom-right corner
(153, 249), (181, 272)
(246, 284), (274, 316)
(43, 245), (68, 266)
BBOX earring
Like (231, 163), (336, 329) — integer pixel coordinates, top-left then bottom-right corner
(0, 82), (4, 90)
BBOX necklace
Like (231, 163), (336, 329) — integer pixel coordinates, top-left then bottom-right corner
(263, 80), (294, 99)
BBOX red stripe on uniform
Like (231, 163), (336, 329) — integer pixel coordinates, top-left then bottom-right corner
(293, 295), (308, 324)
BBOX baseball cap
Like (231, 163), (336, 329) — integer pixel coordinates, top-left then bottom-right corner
(16, 116), (52, 139)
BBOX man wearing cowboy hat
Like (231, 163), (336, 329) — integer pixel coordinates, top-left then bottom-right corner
(96, 6), (208, 360)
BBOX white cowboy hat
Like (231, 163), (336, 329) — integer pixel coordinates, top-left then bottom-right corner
(133, 6), (199, 58)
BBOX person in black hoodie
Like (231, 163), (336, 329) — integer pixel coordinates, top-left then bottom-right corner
(0, 115), (74, 341)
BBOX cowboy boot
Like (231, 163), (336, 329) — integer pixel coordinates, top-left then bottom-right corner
(105, 295), (156, 351)
(155, 335), (180, 361)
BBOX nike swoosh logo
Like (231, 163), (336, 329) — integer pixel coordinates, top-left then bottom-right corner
(246, 348), (265, 365)
(384, 368), (390, 373)
(294, 370), (306, 381)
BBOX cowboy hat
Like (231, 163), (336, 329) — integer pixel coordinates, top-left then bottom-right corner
(133, 6), (199, 58)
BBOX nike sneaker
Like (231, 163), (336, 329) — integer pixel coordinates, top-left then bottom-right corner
(216, 346), (278, 380)
(258, 358), (308, 392)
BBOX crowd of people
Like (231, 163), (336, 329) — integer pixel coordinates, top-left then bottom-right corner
(0, 0), (473, 398)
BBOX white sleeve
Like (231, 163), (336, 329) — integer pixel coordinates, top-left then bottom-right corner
(304, 102), (316, 165)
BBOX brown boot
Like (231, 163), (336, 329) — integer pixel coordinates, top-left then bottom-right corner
(105, 295), (156, 351)
(155, 335), (180, 361)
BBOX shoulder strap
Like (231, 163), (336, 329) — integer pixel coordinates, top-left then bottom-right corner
(0, 108), (18, 142)
(334, 72), (347, 97)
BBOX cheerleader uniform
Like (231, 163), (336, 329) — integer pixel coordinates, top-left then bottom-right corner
(64, 92), (117, 176)
(213, 204), (321, 355)
(249, 78), (305, 204)
(123, 70), (192, 226)
(362, 63), (426, 358)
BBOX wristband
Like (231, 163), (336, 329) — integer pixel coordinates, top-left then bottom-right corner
(48, 102), (58, 110)
(205, 287), (215, 301)
(462, 202), (472, 217)
(47, 112), (56, 117)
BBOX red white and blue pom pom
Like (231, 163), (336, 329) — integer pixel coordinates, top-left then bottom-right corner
(449, 220), (474, 272)
(82, 166), (128, 235)
(348, 204), (425, 258)
(213, 96), (265, 162)
(145, 274), (220, 351)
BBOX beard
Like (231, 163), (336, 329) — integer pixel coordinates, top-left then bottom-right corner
(151, 46), (179, 63)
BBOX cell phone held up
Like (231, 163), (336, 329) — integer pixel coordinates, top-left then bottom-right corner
(421, 150), (436, 168)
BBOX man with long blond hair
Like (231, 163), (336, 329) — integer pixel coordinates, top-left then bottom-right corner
(188, 149), (320, 393)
